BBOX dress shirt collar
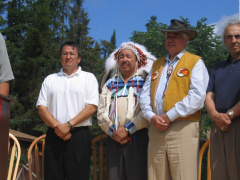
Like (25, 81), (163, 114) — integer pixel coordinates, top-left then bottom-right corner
(59, 66), (81, 77)
(166, 49), (186, 63)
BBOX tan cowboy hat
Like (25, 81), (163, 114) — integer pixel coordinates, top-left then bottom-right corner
(161, 19), (197, 40)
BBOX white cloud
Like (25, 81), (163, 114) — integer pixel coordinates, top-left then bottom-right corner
(210, 14), (238, 36)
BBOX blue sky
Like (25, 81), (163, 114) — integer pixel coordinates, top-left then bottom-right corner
(83, 0), (239, 47)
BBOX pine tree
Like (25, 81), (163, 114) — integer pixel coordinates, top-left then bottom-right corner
(110, 29), (116, 50)
(100, 30), (117, 58)
(1, 0), (105, 136)
(0, 0), (7, 27)
(66, 0), (103, 77)
(3, 0), (70, 135)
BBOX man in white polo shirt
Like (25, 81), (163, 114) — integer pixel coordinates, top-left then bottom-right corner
(36, 41), (99, 180)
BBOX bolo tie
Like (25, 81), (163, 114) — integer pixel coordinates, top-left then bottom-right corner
(162, 59), (178, 99)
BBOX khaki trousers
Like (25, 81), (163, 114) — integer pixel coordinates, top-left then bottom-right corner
(148, 120), (199, 180)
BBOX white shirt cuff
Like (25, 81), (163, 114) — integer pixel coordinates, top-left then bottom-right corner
(166, 108), (179, 121)
(145, 111), (156, 122)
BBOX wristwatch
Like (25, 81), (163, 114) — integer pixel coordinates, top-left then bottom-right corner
(227, 109), (234, 119)
(67, 121), (73, 129)
(124, 127), (130, 135)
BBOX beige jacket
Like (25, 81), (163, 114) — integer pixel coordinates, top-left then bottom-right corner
(97, 75), (149, 136)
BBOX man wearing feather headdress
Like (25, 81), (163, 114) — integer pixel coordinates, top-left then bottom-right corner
(97, 41), (156, 180)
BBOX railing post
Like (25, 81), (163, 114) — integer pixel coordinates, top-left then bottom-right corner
(0, 94), (15, 179)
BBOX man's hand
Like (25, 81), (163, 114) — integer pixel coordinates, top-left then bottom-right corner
(54, 123), (71, 138)
(151, 114), (170, 131)
(205, 92), (231, 131)
(62, 132), (72, 141)
(119, 136), (130, 145)
(211, 111), (231, 131)
(160, 114), (171, 124)
(112, 127), (129, 143)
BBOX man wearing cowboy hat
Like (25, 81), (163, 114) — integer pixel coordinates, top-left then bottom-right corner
(140, 19), (209, 180)
(98, 42), (156, 180)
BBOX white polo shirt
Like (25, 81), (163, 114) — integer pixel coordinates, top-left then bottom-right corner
(0, 33), (14, 83)
(36, 67), (99, 126)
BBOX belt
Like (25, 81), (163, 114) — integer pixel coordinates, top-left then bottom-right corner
(48, 126), (88, 133)
(71, 126), (88, 132)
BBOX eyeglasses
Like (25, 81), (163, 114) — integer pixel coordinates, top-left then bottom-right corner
(225, 34), (240, 40)
(61, 53), (77, 57)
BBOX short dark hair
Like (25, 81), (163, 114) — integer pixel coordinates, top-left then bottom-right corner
(59, 41), (81, 57)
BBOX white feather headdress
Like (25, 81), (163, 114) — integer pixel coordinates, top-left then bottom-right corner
(105, 41), (156, 76)
(101, 42), (156, 129)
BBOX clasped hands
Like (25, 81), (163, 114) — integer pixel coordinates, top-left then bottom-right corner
(151, 114), (171, 131)
(54, 123), (72, 141)
(112, 127), (129, 145)
(210, 111), (231, 131)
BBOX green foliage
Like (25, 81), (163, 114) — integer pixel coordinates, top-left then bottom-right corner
(131, 16), (168, 58)
(1, 0), (104, 136)
(100, 40), (114, 58)
(66, 0), (104, 81)
(100, 30), (117, 59)
(200, 108), (212, 141)
(1, 3), (229, 179)
(110, 29), (116, 49)
(20, 154), (27, 165)
(90, 110), (106, 138)
(1, 2), (228, 152)
(183, 17), (229, 73)
(0, 1), (7, 27)
(130, 16), (229, 142)
(130, 16), (225, 178)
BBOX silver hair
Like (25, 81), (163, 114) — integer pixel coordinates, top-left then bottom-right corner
(182, 32), (189, 40)
(222, 19), (240, 38)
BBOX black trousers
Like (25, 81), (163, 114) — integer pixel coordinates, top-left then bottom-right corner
(44, 127), (91, 180)
(107, 128), (149, 180)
